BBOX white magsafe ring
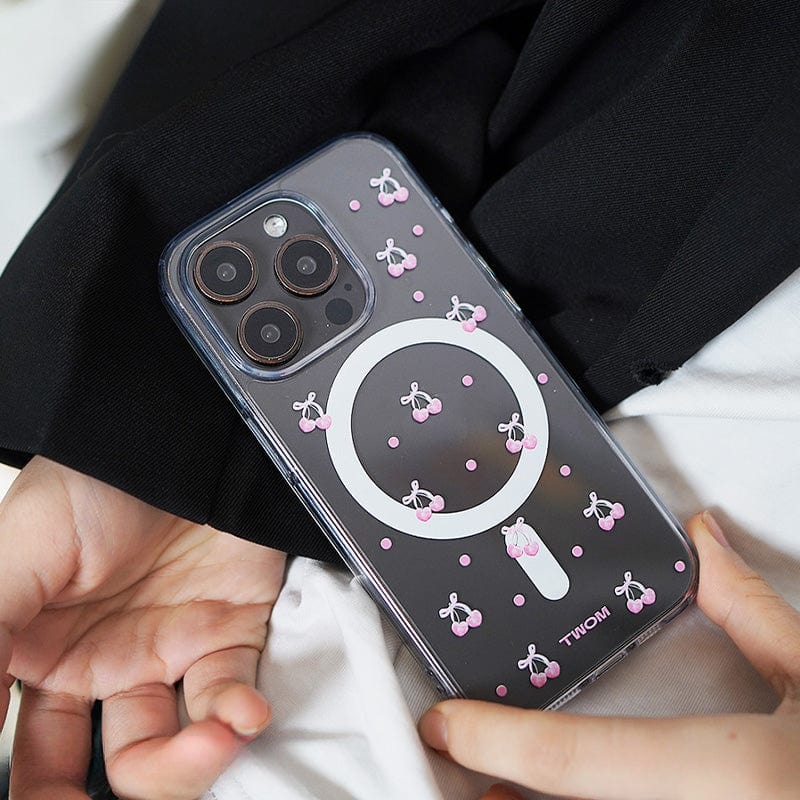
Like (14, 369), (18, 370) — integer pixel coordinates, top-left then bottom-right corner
(326, 318), (569, 599)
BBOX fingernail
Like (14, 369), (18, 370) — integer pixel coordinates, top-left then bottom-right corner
(487, 784), (524, 800)
(702, 510), (729, 548)
(234, 709), (271, 738)
(418, 709), (448, 751)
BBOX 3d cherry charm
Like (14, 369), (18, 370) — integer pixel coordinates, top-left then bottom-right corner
(440, 592), (482, 637)
(501, 517), (540, 560)
(370, 167), (409, 206)
(376, 237), (418, 278)
(498, 412), (537, 455)
(403, 480), (445, 522)
(292, 391), (331, 434)
(518, 643), (560, 688)
(445, 295), (487, 332)
(400, 381), (442, 424)
(583, 491), (626, 530)
(615, 571), (657, 614)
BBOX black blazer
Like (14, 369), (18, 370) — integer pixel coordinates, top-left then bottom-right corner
(1, 0), (798, 560)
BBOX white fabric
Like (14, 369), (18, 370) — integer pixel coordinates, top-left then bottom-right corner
(1, 6), (798, 799)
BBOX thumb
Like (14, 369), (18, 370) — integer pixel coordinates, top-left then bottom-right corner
(687, 511), (800, 701)
(0, 458), (83, 722)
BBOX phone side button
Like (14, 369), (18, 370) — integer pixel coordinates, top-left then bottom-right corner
(424, 669), (449, 696)
(589, 651), (627, 684)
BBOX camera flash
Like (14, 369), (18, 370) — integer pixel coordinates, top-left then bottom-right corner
(264, 214), (288, 238)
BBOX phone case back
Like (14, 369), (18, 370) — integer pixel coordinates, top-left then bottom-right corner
(161, 134), (697, 709)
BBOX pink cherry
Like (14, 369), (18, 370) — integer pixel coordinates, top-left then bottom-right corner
(466, 609), (482, 628)
(461, 318), (477, 333)
(315, 414), (332, 430)
(642, 587), (656, 605)
(427, 397), (442, 414)
(416, 506), (432, 522)
(506, 544), (523, 559)
(387, 262), (404, 278)
(505, 438), (523, 454)
(627, 598), (644, 614)
(393, 186), (409, 202)
(412, 407), (429, 423)
(472, 305), (487, 322)
(523, 542), (539, 557)
(522, 434), (538, 450)
(530, 672), (547, 688)
(451, 620), (469, 637)
(430, 495), (445, 512)
(402, 253), (417, 269)
(378, 191), (394, 206)
(598, 516), (615, 531)
(298, 417), (315, 433)
(545, 661), (561, 679)
(610, 502), (625, 519)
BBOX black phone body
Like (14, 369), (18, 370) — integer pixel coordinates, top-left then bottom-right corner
(161, 134), (697, 709)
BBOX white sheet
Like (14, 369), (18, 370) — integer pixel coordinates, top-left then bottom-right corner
(1, 5), (798, 798)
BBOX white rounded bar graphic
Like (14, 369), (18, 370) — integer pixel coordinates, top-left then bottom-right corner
(514, 529), (570, 601)
(325, 318), (549, 540)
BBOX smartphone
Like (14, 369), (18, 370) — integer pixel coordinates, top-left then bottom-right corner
(160, 134), (697, 709)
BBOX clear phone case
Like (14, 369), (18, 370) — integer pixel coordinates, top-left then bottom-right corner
(161, 134), (697, 709)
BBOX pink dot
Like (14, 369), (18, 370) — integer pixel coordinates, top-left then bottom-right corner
(349, 199), (360, 212)
(559, 464), (571, 477)
(412, 290), (425, 303)
(465, 459), (478, 472)
(513, 593), (525, 607)
(537, 372), (549, 385)
(459, 554), (471, 567)
(571, 545), (583, 558)
(380, 537), (392, 550)
(461, 375), (474, 387)
(387, 436), (400, 449)
(674, 560), (686, 573)
(495, 684), (508, 698)
(412, 224), (424, 237)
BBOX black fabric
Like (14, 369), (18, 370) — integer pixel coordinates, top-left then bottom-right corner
(1, 0), (798, 561)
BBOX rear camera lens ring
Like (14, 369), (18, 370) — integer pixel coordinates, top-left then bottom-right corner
(238, 301), (303, 366)
(194, 240), (258, 303)
(275, 234), (338, 296)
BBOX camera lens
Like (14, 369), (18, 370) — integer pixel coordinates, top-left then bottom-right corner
(238, 302), (302, 365)
(275, 235), (338, 296)
(194, 241), (257, 303)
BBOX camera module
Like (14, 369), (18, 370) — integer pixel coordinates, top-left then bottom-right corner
(238, 301), (302, 365)
(275, 234), (338, 296)
(194, 241), (257, 303)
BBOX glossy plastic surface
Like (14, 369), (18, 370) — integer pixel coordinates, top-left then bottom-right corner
(161, 134), (698, 708)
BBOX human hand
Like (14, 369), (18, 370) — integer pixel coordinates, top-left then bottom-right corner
(419, 512), (800, 800)
(1, 456), (287, 799)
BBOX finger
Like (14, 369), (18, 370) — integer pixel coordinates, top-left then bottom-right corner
(182, 645), (270, 739)
(102, 682), (241, 800)
(9, 685), (92, 799)
(0, 461), (82, 697)
(688, 511), (800, 698)
(420, 700), (777, 800)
